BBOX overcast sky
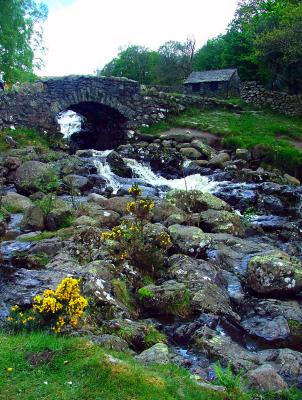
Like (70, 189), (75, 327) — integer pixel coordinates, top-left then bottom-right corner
(39, 0), (239, 76)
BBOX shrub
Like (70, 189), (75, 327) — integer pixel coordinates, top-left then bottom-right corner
(7, 277), (88, 334)
(34, 169), (61, 216)
(101, 184), (172, 276)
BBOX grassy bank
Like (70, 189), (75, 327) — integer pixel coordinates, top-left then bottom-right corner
(0, 127), (53, 151)
(0, 332), (301, 400)
(140, 107), (302, 178)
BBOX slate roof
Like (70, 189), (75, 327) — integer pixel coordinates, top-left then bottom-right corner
(184, 69), (237, 84)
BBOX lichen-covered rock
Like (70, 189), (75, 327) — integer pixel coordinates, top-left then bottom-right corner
(166, 190), (232, 213)
(63, 174), (93, 193)
(168, 224), (211, 257)
(21, 206), (44, 231)
(138, 280), (191, 316)
(191, 282), (239, 322)
(246, 364), (288, 391)
(198, 209), (245, 237)
(135, 343), (170, 365)
(90, 334), (129, 352)
(44, 207), (74, 231)
(248, 251), (302, 295)
(208, 152), (230, 168)
(15, 161), (52, 195)
(179, 147), (202, 160)
(152, 200), (186, 224)
(191, 140), (217, 160)
(2, 192), (33, 211)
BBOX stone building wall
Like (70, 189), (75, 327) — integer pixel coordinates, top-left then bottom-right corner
(241, 81), (302, 116)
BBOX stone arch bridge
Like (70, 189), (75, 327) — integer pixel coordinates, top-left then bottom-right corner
(0, 75), (235, 149)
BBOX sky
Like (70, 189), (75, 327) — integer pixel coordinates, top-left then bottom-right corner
(39, 0), (239, 77)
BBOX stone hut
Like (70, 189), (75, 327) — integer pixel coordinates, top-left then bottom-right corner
(184, 69), (240, 98)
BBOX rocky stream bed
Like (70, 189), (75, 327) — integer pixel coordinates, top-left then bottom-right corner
(0, 128), (302, 392)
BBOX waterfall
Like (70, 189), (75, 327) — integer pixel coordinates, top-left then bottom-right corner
(57, 110), (83, 139)
(92, 150), (217, 195)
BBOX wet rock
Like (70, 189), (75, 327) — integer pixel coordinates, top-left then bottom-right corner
(107, 151), (132, 178)
(198, 209), (245, 237)
(135, 343), (170, 365)
(31, 238), (63, 257)
(246, 364), (288, 391)
(260, 195), (284, 214)
(168, 224), (212, 257)
(0, 220), (7, 239)
(241, 315), (290, 342)
(2, 192), (33, 211)
(21, 206), (44, 231)
(15, 161), (51, 195)
(221, 271), (245, 304)
(248, 251), (302, 295)
(180, 147), (202, 160)
(87, 193), (108, 206)
(208, 153), (230, 168)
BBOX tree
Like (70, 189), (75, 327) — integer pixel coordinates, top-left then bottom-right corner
(156, 37), (196, 85)
(0, 0), (48, 84)
(98, 45), (159, 84)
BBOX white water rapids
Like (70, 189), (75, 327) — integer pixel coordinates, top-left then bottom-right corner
(92, 150), (217, 195)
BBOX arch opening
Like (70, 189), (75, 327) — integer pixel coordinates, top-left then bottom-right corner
(57, 101), (128, 151)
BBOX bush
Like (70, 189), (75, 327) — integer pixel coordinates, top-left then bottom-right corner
(101, 184), (172, 276)
(7, 277), (88, 334)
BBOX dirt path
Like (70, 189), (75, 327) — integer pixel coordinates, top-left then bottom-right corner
(159, 128), (221, 147)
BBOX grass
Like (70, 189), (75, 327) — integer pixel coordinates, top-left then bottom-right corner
(0, 127), (52, 152)
(1, 332), (301, 400)
(19, 228), (74, 242)
(140, 107), (302, 179)
(0, 332), (224, 400)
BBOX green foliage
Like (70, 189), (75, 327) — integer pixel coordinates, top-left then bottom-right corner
(167, 290), (192, 317)
(98, 37), (196, 85)
(142, 107), (302, 179)
(0, 127), (52, 152)
(214, 362), (244, 391)
(111, 279), (137, 316)
(0, 0), (48, 84)
(137, 287), (154, 300)
(34, 170), (61, 216)
(0, 332), (229, 400)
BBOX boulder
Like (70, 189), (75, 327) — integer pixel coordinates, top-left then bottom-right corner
(208, 152), (230, 168)
(152, 200), (186, 224)
(191, 282), (239, 321)
(179, 147), (202, 160)
(138, 280), (191, 316)
(63, 174), (93, 193)
(191, 140), (216, 159)
(2, 192), (33, 212)
(15, 161), (51, 195)
(107, 151), (132, 178)
(21, 206), (45, 231)
(91, 334), (129, 352)
(166, 190), (232, 212)
(284, 174), (300, 186)
(246, 364), (288, 391)
(241, 315), (290, 342)
(248, 251), (302, 295)
(198, 209), (245, 237)
(168, 224), (211, 257)
(235, 148), (251, 161)
(135, 343), (170, 365)
(44, 207), (74, 231)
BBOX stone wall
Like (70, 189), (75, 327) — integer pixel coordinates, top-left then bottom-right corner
(0, 75), (240, 137)
(241, 81), (302, 116)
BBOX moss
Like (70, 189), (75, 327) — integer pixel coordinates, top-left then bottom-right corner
(288, 319), (302, 335)
(167, 290), (192, 317)
(19, 228), (73, 242)
(138, 287), (155, 300)
(112, 279), (137, 316)
(144, 327), (167, 347)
